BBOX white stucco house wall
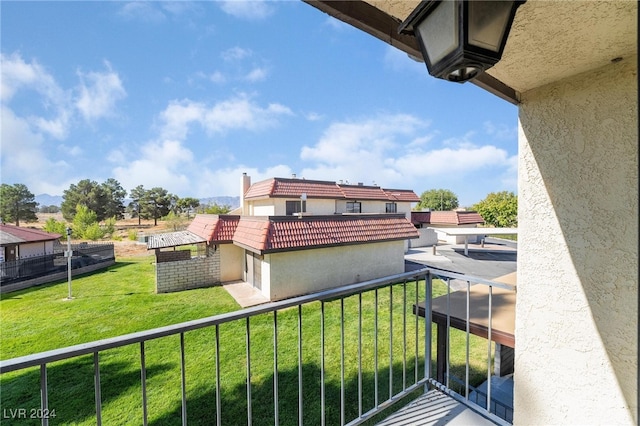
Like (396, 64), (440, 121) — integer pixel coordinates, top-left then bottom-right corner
(303, 1), (638, 424)
(0, 224), (61, 262)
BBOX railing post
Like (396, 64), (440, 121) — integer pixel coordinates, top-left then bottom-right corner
(425, 272), (433, 385)
(40, 364), (49, 426)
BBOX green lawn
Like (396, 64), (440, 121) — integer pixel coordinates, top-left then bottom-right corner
(1, 257), (490, 425)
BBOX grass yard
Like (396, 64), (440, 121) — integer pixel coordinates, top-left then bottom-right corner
(0, 257), (491, 425)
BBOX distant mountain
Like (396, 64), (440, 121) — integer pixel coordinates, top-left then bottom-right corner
(199, 196), (240, 209)
(35, 194), (63, 207)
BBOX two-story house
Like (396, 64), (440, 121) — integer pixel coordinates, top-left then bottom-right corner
(150, 174), (420, 301)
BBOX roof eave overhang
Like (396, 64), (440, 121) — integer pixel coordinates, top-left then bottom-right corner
(303, 0), (520, 105)
(250, 235), (420, 255)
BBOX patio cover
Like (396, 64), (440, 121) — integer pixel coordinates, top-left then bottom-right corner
(147, 231), (206, 250)
(428, 227), (517, 255)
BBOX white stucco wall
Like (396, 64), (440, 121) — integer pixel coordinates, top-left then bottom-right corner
(262, 241), (406, 301)
(218, 243), (243, 282)
(19, 241), (55, 258)
(432, 224), (481, 244)
(515, 57), (637, 424)
(409, 228), (438, 248)
(249, 200), (275, 216)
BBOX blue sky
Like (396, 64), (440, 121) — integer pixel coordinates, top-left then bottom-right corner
(1, 1), (518, 207)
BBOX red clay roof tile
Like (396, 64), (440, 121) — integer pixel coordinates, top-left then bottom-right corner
(411, 211), (484, 225)
(187, 214), (239, 243)
(234, 214), (418, 254)
(243, 177), (419, 202)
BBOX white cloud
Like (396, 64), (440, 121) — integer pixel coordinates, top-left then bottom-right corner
(301, 114), (425, 165)
(219, 1), (274, 21)
(158, 94), (293, 140)
(388, 145), (511, 177)
(57, 144), (83, 157)
(118, 2), (166, 23)
(296, 113), (517, 203)
(221, 47), (252, 62)
(209, 71), (226, 84)
(304, 112), (323, 121)
(245, 67), (268, 82)
(0, 52), (64, 103)
(75, 62), (127, 121)
(298, 114), (428, 186)
(112, 139), (194, 194)
(1, 52), (71, 139)
(195, 164), (293, 198)
(0, 106), (70, 194)
(159, 99), (206, 140)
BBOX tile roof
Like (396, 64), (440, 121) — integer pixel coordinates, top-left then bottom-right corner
(383, 189), (421, 202)
(0, 224), (61, 245)
(187, 214), (240, 242)
(234, 214), (419, 254)
(243, 177), (419, 202)
(411, 211), (484, 225)
(148, 215), (240, 249)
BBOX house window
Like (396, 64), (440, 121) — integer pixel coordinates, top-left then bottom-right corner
(386, 203), (397, 213)
(346, 201), (361, 213)
(286, 200), (306, 215)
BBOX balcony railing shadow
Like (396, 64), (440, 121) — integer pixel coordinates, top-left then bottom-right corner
(0, 268), (514, 425)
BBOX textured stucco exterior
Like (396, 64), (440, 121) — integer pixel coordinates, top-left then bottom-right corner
(515, 57), (637, 424)
(247, 197), (413, 218)
(409, 228), (438, 248)
(431, 224), (482, 244)
(218, 243), (243, 282)
(16, 241), (56, 258)
(262, 241), (406, 301)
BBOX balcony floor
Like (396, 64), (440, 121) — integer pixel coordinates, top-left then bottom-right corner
(376, 390), (497, 426)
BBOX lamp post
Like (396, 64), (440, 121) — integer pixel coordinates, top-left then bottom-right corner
(65, 227), (73, 300)
(399, 0), (525, 83)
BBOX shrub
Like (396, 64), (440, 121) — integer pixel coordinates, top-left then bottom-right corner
(43, 217), (68, 235)
(102, 217), (116, 237)
(128, 230), (138, 241)
(82, 223), (105, 241)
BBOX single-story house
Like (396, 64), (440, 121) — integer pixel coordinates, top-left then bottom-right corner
(0, 224), (61, 262)
(411, 211), (485, 244)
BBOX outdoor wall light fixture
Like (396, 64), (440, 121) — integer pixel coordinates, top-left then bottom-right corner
(399, 0), (525, 83)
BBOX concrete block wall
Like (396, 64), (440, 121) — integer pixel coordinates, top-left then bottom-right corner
(156, 251), (221, 293)
(156, 250), (191, 263)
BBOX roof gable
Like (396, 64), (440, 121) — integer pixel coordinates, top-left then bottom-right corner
(148, 215), (241, 249)
(187, 214), (240, 242)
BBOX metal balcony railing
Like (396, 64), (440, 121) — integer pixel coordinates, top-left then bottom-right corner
(0, 268), (515, 425)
